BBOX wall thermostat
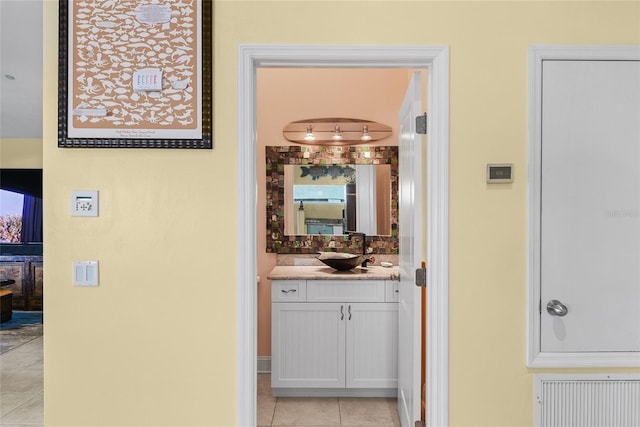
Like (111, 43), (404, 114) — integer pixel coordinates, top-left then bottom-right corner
(486, 164), (513, 183)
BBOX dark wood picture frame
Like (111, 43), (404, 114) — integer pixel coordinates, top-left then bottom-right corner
(58, 0), (212, 149)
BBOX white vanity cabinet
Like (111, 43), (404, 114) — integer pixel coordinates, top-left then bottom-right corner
(271, 278), (398, 396)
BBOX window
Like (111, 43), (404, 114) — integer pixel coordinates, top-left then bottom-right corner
(0, 169), (43, 244)
(293, 185), (346, 203)
(0, 190), (24, 242)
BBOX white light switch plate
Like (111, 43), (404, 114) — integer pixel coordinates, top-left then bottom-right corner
(74, 261), (99, 286)
(71, 191), (99, 216)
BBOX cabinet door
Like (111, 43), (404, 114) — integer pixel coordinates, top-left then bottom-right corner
(272, 302), (345, 388)
(29, 261), (43, 310)
(345, 303), (398, 388)
(0, 261), (27, 309)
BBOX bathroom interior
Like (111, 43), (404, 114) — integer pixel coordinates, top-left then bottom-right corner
(255, 67), (425, 426)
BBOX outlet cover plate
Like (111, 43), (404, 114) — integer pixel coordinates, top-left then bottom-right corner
(71, 190), (99, 216)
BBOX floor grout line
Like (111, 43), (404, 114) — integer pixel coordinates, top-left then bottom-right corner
(0, 335), (43, 355)
(260, 394), (399, 427)
(270, 396), (277, 427)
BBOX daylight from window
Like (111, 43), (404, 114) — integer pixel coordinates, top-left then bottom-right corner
(293, 185), (345, 203)
(0, 189), (23, 242)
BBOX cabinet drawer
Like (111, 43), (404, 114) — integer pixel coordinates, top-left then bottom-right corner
(272, 280), (307, 302)
(385, 280), (399, 302)
(307, 280), (385, 302)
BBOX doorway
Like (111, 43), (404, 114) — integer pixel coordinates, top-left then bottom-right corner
(237, 45), (450, 427)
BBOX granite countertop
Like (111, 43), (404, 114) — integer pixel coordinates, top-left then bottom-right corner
(267, 265), (399, 281)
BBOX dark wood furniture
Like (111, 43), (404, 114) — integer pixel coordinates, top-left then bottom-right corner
(0, 279), (15, 323)
(0, 257), (43, 311)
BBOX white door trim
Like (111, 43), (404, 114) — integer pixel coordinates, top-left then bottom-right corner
(527, 44), (640, 368)
(237, 44), (450, 426)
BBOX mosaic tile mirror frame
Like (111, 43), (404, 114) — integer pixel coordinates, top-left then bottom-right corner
(266, 145), (399, 254)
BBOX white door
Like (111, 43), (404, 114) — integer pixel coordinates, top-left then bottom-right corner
(397, 72), (423, 426)
(355, 165), (378, 235)
(540, 60), (640, 352)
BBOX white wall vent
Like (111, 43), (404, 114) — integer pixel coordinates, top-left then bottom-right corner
(535, 374), (640, 427)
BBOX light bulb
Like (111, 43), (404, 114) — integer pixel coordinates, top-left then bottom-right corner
(361, 125), (372, 141)
(332, 125), (343, 141)
(304, 125), (315, 141)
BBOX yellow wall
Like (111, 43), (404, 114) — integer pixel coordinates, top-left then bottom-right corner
(0, 139), (42, 168)
(41, 1), (640, 426)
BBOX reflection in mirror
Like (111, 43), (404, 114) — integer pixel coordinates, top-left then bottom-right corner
(266, 146), (398, 254)
(283, 165), (391, 236)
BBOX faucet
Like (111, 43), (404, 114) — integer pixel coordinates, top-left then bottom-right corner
(347, 232), (371, 267)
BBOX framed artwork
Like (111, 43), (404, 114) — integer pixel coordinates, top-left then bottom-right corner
(58, 0), (212, 148)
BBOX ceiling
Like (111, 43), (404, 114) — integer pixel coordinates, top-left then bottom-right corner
(0, 0), (43, 139)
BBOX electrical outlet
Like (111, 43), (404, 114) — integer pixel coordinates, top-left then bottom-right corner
(71, 191), (99, 217)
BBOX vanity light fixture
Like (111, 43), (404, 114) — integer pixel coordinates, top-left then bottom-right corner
(283, 118), (392, 146)
(360, 125), (372, 141)
(332, 125), (343, 141)
(304, 125), (315, 141)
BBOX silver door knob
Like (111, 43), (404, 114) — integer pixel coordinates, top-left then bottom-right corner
(546, 300), (568, 317)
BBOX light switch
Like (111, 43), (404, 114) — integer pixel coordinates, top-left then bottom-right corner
(71, 191), (99, 216)
(74, 261), (99, 286)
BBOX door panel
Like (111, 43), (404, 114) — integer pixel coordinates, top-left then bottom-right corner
(540, 60), (640, 352)
(271, 302), (345, 388)
(346, 303), (398, 388)
(0, 261), (27, 310)
(29, 261), (43, 310)
(397, 72), (423, 426)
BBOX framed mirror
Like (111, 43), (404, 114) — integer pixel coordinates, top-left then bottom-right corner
(266, 146), (398, 254)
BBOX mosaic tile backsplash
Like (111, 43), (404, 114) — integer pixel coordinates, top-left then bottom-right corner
(266, 145), (399, 254)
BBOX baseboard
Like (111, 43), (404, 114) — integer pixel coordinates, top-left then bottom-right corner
(257, 357), (271, 374)
(273, 387), (397, 398)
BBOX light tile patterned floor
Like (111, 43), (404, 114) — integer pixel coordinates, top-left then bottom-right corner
(0, 331), (398, 427)
(257, 374), (400, 427)
(0, 336), (44, 427)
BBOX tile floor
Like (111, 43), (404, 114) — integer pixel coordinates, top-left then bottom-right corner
(1, 316), (399, 427)
(0, 334), (44, 427)
(257, 374), (400, 427)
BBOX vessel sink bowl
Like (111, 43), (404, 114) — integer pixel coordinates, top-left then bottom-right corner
(317, 252), (368, 271)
